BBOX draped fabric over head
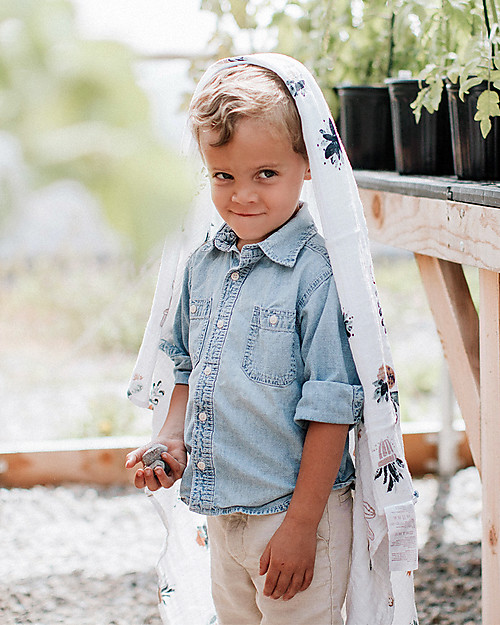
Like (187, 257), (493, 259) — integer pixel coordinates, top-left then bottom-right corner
(128, 53), (419, 625)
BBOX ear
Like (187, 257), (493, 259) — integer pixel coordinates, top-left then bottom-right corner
(304, 166), (312, 181)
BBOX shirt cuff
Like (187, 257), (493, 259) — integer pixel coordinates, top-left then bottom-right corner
(294, 380), (364, 427)
(159, 340), (192, 384)
(173, 369), (191, 385)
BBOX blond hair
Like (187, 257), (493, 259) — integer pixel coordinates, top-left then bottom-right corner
(189, 64), (308, 160)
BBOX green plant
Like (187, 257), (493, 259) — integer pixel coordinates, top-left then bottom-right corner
(412, 0), (500, 137)
(194, 1), (422, 112)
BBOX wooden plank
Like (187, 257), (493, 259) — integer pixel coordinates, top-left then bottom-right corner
(0, 437), (148, 488)
(401, 422), (472, 477)
(479, 269), (500, 625)
(355, 170), (500, 208)
(360, 188), (500, 271)
(414, 254), (481, 470)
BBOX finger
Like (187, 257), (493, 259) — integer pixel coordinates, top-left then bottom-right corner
(125, 445), (149, 468)
(271, 570), (292, 600)
(259, 545), (271, 576)
(300, 568), (314, 593)
(153, 466), (176, 488)
(163, 453), (186, 479)
(143, 467), (161, 491)
(134, 469), (146, 489)
(125, 451), (141, 468)
(263, 565), (280, 597)
(282, 572), (305, 601)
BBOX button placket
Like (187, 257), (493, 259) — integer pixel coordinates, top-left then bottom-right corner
(190, 263), (252, 511)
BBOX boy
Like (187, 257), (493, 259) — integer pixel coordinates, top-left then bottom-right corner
(126, 63), (363, 625)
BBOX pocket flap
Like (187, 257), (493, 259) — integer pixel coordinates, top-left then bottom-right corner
(253, 307), (296, 332)
(189, 298), (212, 319)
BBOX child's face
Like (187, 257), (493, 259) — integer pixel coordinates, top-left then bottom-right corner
(200, 117), (311, 250)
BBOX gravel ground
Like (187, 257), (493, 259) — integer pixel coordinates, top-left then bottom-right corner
(0, 467), (481, 625)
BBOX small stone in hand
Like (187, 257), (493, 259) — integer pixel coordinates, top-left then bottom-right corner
(143, 443), (170, 474)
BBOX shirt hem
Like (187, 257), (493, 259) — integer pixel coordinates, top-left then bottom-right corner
(181, 476), (355, 516)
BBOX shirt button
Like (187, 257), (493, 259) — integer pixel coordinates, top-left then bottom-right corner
(198, 412), (207, 422)
(204, 366), (212, 376)
(269, 314), (278, 326)
(216, 319), (224, 329)
(190, 304), (197, 314)
(197, 461), (206, 471)
(230, 271), (240, 281)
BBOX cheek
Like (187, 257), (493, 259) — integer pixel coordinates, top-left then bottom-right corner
(210, 185), (225, 206)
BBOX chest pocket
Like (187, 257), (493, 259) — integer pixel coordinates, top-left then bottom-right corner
(189, 298), (212, 367)
(242, 306), (297, 387)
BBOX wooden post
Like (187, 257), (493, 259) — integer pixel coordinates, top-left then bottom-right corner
(414, 254), (481, 469)
(438, 361), (459, 476)
(479, 269), (500, 624)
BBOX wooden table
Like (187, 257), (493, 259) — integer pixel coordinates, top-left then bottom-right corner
(357, 170), (500, 625)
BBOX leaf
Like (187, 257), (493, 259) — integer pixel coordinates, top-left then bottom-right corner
(460, 75), (484, 96)
(474, 89), (500, 138)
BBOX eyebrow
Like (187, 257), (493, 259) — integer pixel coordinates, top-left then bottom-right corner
(209, 162), (282, 171)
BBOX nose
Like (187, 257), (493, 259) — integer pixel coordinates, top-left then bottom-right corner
(231, 183), (257, 205)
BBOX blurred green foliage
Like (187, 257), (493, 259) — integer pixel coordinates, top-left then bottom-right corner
(194, 0), (423, 112)
(0, 0), (193, 259)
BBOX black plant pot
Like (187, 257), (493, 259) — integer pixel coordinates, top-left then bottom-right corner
(336, 85), (395, 170)
(386, 79), (453, 176)
(446, 81), (500, 180)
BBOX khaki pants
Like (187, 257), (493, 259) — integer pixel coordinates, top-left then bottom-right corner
(206, 486), (353, 625)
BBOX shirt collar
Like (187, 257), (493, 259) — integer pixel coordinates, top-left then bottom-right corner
(213, 204), (317, 267)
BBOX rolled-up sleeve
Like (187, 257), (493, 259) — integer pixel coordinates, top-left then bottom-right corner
(294, 272), (363, 427)
(158, 263), (192, 384)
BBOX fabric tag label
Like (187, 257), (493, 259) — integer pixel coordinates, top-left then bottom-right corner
(385, 501), (418, 571)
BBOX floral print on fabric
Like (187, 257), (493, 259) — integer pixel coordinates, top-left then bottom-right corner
(373, 364), (400, 421)
(127, 373), (143, 398)
(377, 300), (387, 333)
(196, 525), (209, 548)
(318, 118), (343, 168)
(363, 500), (376, 541)
(373, 364), (395, 401)
(343, 311), (354, 338)
(286, 79), (306, 98)
(150, 380), (165, 408)
(374, 437), (405, 492)
(159, 584), (175, 603)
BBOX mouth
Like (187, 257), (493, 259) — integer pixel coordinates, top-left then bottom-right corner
(231, 211), (263, 218)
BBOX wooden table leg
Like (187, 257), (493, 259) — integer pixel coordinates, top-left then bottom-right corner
(479, 269), (500, 625)
(415, 254), (480, 468)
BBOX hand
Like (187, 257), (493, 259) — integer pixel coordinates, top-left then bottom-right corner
(259, 517), (317, 601)
(125, 439), (187, 491)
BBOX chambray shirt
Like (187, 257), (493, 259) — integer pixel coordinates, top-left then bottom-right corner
(161, 206), (363, 516)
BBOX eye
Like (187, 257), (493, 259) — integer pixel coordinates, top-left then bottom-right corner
(213, 172), (233, 180)
(257, 169), (277, 179)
